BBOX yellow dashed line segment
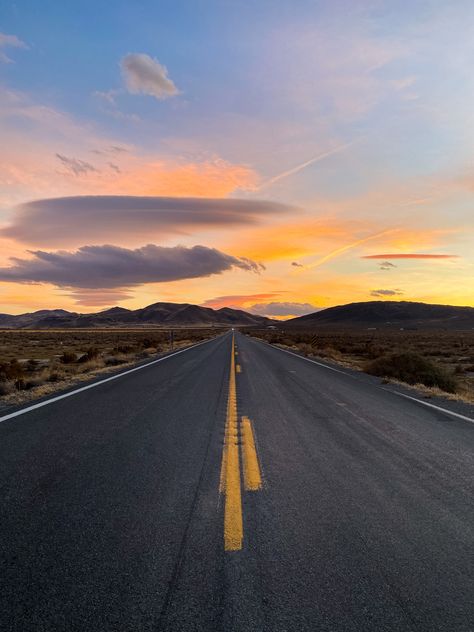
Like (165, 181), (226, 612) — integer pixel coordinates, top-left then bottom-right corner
(241, 416), (262, 491)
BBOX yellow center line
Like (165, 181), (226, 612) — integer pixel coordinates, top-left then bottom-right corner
(241, 416), (262, 491)
(221, 334), (243, 551)
(219, 334), (264, 551)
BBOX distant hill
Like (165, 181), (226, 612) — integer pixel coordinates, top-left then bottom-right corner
(0, 302), (274, 329)
(285, 301), (474, 330)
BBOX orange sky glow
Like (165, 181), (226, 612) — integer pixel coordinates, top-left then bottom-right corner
(0, 3), (473, 318)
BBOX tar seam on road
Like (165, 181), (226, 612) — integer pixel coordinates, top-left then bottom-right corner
(155, 337), (229, 631)
(0, 335), (220, 425)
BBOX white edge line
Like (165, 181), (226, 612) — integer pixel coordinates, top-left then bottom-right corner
(383, 389), (474, 424)
(0, 335), (221, 424)
(251, 336), (474, 425)
(254, 337), (352, 376)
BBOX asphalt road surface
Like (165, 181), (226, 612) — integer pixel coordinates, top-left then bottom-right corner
(1, 331), (473, 631)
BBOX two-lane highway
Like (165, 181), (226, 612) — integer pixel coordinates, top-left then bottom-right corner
(1, 331), (473, 631)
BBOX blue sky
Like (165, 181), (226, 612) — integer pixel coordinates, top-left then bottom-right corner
(0, 1), (473, 313)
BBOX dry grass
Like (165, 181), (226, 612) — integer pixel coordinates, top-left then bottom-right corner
(247, 328), (474, 403)
(0, 328), (217, 409)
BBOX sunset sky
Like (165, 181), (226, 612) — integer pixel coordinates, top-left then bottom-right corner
(0, 1), (473, 318)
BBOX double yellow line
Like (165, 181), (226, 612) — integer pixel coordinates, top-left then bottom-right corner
(220, 333), (262, 551)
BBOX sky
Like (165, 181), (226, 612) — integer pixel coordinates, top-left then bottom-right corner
(0, 0), (473, 318)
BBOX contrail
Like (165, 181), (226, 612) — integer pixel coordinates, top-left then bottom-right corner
(308, 228), (400, 269)
(257, 141), (355, 191)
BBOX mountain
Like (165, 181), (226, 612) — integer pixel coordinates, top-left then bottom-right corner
(285, 301), (474, 330)
(0, 302), (274, 329)
(0, 309), (74, 329)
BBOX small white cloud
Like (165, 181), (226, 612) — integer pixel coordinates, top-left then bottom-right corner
(120, 53), (179, 100)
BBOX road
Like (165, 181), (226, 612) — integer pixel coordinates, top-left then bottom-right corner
(1, 331), (473, 631)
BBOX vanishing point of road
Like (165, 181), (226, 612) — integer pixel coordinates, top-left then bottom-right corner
(1, 331), (473, 631)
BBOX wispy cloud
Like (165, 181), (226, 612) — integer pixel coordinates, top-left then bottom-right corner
(93, 89), (119, 105)
(91, 145), (130, 155)
(0, 32), (28, 63)
(56, 154), (99, 176)
(362, 254), (458, 260)
(258, 141), (355, 191)
(309, 229), (399, 269)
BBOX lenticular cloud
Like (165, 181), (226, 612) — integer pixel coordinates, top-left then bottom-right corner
(0, 243), (264, 289)
(2, 195), (294, 246)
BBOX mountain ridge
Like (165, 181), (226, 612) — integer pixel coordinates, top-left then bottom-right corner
(285, 300), (474, 330)
(0, 301), (274, 329)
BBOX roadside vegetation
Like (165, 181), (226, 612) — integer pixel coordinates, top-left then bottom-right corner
(365, 351), (457, 393)
(246, 328), (474, 403)
(0, 328), (216, 408)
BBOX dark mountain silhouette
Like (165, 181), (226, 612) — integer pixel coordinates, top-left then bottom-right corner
(285, 301), (474, 330)
(0, 302), (273, 329)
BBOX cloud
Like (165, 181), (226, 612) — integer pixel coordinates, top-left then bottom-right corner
(108, 162), (121, 173)
(0, 244), (263, 290)
(249, 302), (319, 317)
(91, 145), (130, 155)
(201, 293), (281, 309)
(291, 261), (303, 267)
(0, 90), (260, 204)
(93, 87), (141, 122)
(93, 90), (119, 106)
(309, 229), (399, 269)
(257, 141), (355, 191)
(62, 288), (134, 307)
(370, 289), (403, 297)
(0, 32), (28, 63)
(56, 153), (98, 176)
(3, 196), (293, 246)
(121, 53), (179, 100)
(378, 261), (397, 270)
(362, 254), (458, 259)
